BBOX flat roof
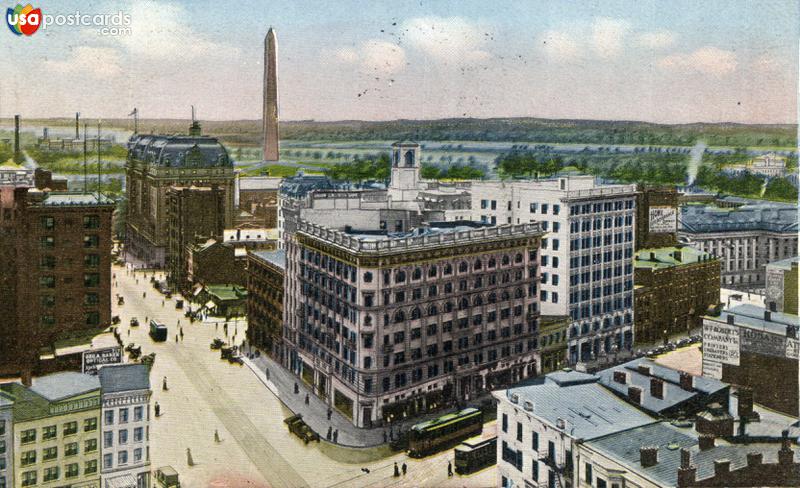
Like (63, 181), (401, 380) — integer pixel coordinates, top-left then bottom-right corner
(711, 304), (799, 335)
(251, 249), (286, 270)
(30, 372), (100, 401)
(38, 191), (115, 207)
(99, 364), (151, 393)
(634, 246), (713, 270)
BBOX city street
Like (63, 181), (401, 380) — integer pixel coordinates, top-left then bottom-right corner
(111, 264), (495, 488)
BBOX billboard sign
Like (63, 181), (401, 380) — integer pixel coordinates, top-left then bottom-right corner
(649, 206), (677, 233)
(82, 346), (122, 374)
(703, 321), (740, 365)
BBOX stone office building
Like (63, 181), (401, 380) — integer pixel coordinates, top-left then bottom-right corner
(284, 219), (547, 427)
(470, 175), (638, 364)
(0, 394), (12, 488)
(247, 250), (286, 361)
(124, 121), (234, 268)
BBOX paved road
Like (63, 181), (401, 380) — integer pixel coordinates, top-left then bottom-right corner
(112, 264), (495, 488)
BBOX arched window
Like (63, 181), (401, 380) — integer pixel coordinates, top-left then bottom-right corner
(411, 307), (421, 320)
(427, 304), (438, 316)
(444, 301), (454, 313)
(501, 291), (510, 301)
(514, 288), (524, 298)
(428, 266), (437, 278)
(488, 257), (496, 268)
(514, 253), (523, 263)
(394, 310), (405, 323)
(396, 270), (406, 283)
(474, 259), (482, 270)
(459, 297), (469, 310)
(502, 255), (510, 266)
(404, 150), (414, 167)
(473, 295), (483, 306)
(412, 268), (422, 280)
(488, 292), (497, 304)
(364, 315), (372, 326)
(459, 261), (468, 273)
(363, 272), (373, 283)
(444, 264), (453, 275)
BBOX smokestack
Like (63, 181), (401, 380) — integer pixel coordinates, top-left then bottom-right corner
(75, 112), (80, 139)
(14, 114), (20, 159)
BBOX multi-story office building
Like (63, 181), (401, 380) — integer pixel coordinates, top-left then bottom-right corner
(247, 250), (286, 361)
(0, 394), (12, 488)
(679, 201), (797, 289)
(125, 120), (234, 267)
(0, 187), (114, 377)
(99, 364), (152, 488)
(236, 176), (281, 228)
(634, 246), (720, 344)
(285, 219), (546, 427)
(1, 372), (102, 488)
(765, 256), (799, 315)
(470, 175), (638, 363)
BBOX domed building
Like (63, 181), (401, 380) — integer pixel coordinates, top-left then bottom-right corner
(125, 120), (235, 267)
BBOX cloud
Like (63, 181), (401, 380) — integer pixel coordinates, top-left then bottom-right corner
(112, 1), (236, 60)
(333, 47), (359, 64)
(591, 17), (631, 58)
(754, 53), (781, 71)
(361, 40), (407, 74)
(636, 30), (677, 49)
(658, 46), (738, 76)
(44, 46), (123, 77)
(402, 16), (491, 63)
(537, 29), (580, 61)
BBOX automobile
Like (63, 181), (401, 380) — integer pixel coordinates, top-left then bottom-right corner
(210, 338), (225, 350)
(130, 317), (139, 327)
(117, 295), (124, 306)
(155, 466), (180, 488)
(175, 299), (184, 309)
(111, 315), (121, 325)
(140, 352), (156, 367)
(220, 346), (235, 360)
(228, 355), (244, 365)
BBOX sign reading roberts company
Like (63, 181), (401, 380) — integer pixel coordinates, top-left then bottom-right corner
(702, 322), (741, 365)
(648, 206), (678, 233)
(82, 346), (122, 374)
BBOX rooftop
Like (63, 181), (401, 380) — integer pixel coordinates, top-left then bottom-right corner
(0, 392), (12, 407)
(98, 363), (151, 394)
(766, 255), (800, 271)
(634, 246), (715, 270)
(501, 376), (655, 441)
(709, 303), (799, 336)
(204, 284), (247, 301)
(680, 203), (797, 234)
(587, 422), (796, 487)
(29, 372), (100, 401)
(239, 176), (282, 190)
(298, 220), (542, 254)
(127, 131), (231, 168)
(37, 191), (115, 207)
(251, 249), (286, 270)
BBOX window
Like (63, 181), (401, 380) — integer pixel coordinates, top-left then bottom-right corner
(84, 254), (100, 267)
(134, 406), (144, 422)
(83, 215), (100, 229)
(119, 429), (128, 444)
(103, 453), (113, 469)
(134, 447), (143, 462)
(21, 429), (36, 444)
(585, 462), (593, 484)
(119, 450), (128, 465)
(44, 466), (60, 482)
(84, 417), (98, 431)
(597, 479), (608, 488)
(134, 427), (144, 442)
(105, 409), (114, 425)
(65, 442), (78, 457)
(66, 463), (79, 478)
(85, 459), (98, 474)
(83, 235), (99, 248)
(532, 431), (539, 451)
(104, 430), (113, 448)
(120, 408), (129, 424)
(516, 422), (523, 442)
(41, 216), (55, 229)
(85, 312), (100, 326)
(21, 450), (36, 466)
(85, 438), (98, 453)
(84, 273), (100, 287)
(502, 413), (508, 432)
(63, 421), (77, 436)
(21, 471), (36, 487)
(39, 276), (56, 288)
(43, 424), (57, 439)
(40, 236), (55, 248)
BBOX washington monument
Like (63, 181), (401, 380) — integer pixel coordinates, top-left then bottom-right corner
(263, 27), (280, 161)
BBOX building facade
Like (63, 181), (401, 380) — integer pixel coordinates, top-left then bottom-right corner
(470, 175), (638, 363)
(0, 395), (12, 488)
(236, 176), (281, 228)
(247, 250), (286, 361)
(765, 256), (798, 315)
(679, 202), (798, 289)
(124, 121), (234, 268)
(634, 246), (720, 345)
(1, 372), (102, 488)
(0, 188), (114, 377)
(99, 364), (152, 488)
(285, 220), (546, 427)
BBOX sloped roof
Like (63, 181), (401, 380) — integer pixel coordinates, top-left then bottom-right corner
(98, 364), (151, 394)
(29, 372), (100, 401)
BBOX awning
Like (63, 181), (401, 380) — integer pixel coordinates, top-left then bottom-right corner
(104, 473), (138, 488)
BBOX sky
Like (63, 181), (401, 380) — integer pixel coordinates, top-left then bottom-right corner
(1, 0), (798, 124)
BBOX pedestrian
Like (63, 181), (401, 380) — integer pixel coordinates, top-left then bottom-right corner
(327, 426), (332, 440)
(154, 402), (160, 417)
(447, 461), (453, 477)
(162, 300), (165, 307)
(175, 334), (178, 343)
(187, 447), (194, 467)
(180, 328), (184, 339)
(294, 382), (299, 394)
(162, 376), (168, 391)
(215, 322), (218, 330)
(393, 462), (400, 477)
(383, 431), (387, 443)
(266, 368), (270, 380)
(142, 291), (146, 298)
(305, 393), (309, 405)
(127, 329), (130, 336)
(214, 429), (221, 443)
(402, 463), (407, 476)
(327, 408), (332, 420)
(333, 429), (338, 443)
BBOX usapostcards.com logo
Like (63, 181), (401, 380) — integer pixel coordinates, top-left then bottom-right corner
(7, 4), (132, 37)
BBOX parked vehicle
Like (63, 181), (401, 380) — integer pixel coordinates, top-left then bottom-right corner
(407, 407), (483, 458)
(117, 295), (124, 306)
(130, 317), (139, 327)
(155, 466), (180, 488)
(149, 320), (168, 342)
(210, 338), (225, 350)
(284, 414), (320, 444)
(454, 435), (497, 474)
(175, 299), (184, 309)
(140, 352), (156, 367)
(111, 315), (121, 325)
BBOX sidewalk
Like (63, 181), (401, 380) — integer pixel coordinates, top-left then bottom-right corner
(242, 352), (468, 449)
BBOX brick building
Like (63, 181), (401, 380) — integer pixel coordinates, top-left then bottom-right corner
(237, 176), (281, 228)
(765, 256), (799, 315)
(0, 188), (114, 377)
(247, 250), (286, 361)
(635, 185), (680, 251)
(285, 219), (547, 427)
(634, 246), (720, 344)
(165, 186), (227, 292)
(124, 121), (234, 268)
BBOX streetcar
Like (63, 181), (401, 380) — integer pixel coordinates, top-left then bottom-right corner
(407, 407), (483, 457)
(149, 320), (168, 342)
(454, 435), (497, 474)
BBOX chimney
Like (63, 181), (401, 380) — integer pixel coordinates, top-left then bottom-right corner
(674, 250), (682, 262)
(677, 448), (697, 487)
(769, 301), (777, 312)
(779, 430), (794, 465)
(613, 370), (627, 384)
(649, 252), (656, 261)
(14, 114), (20, 159)
(650, 377), (664, 399)
(764, 310), (771, 322)
(628, 386), (642, 404)
(713, 459), (730, 477)
(637, 364), (651, 376)
(737, 387), (754, 418)
(746, 452), (762, 467)
(640, 446), (659, 467)
(699, 434), (715, 450)
(726, 314), (735, 325)
(679, 371), (693, 391)
(21, 369), (32, 387)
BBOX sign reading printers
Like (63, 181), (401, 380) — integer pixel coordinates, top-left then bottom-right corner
(702, 321), (740, 379)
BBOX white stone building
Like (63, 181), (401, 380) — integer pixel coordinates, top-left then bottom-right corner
(470, 175), (638, 363)
(0, 394), (12, 488)
(98, 364), (152, 488)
